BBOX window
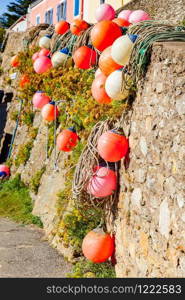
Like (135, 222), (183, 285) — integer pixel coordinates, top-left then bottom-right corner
(74, 0), (80, 17)
(57, 1), (67, 21)
(45, 9), (53, 25)
(100, 0), (105, 3)
(36, 15), (40, 25)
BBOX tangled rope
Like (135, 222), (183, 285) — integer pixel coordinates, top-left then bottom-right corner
(125, 21), (185, 86)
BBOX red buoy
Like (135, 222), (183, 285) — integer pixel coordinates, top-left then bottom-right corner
(0, 165), (10, 176)
(91, 73), (112, 104)
(19, 74), (30, 88)
(39, 48), (51, 57)
(73, 46), (97, 69)
(41, 102), (59, 122)
(11, 55), (20, 67)
(32, 52), (39, 62)
(55, 20), (70, 35)
(97, 130), (129, 162)
(70, 19), (89, 36)
(90, 20), (122, 52)
(112, 18), (131, 27)
(56, 127), (79, 152)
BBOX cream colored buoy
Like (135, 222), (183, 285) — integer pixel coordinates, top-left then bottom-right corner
(39, 35), (52, 49)
(105, 69), (129, 101)
(51, 48), (70, 68)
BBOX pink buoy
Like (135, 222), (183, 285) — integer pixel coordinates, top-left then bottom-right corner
(39, 48), (51, 57)
(87, 167), (117, 198)
(95, 4), (115, 22)
(33, 56), (52, 74)
(95, 68), (103, 78)
(129, 10), (150, 23)
(0, 165), (10, 175)
(32, 52), (39, 62)
(118, 10), (132, 21)
(32, 91), (51, 109)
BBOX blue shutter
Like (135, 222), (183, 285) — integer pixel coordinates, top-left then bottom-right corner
(64, 1), (67, 20)
(45, 11), (48, 23)
(57, 5), (60, 22)
(50, 9), (53, 24)
(74, 0), (80, 16)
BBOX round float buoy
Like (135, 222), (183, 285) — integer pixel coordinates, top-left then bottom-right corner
(87, 166), (117, 198)
(39, 35), (51, 49)
(97, 130), (129, 162)
(73, 46), (97, 69)
(0, 165), (10, 176)
(51, 48), (70, 68)
(19, 74), (30, 88)
(129, 10), (150, 23)
(32, 52), (39, 62)
(105, 69), (129, 101)
(118, 10), (132, 21)
(41, 102), (59, 122)
(95, 3), (115, 22)
(70, 19), (89, 36)
(56, 127), (79, 152)
(0, 171), (7, 178)
(39, 48), (51, 57)
(112, 18), (131, 27)
(90, 20), (122, 52)
(95, 68), (103, 78)
(11, 55), (20, 67)
(91, 73), (112, 104)
(82, 228), (114, 263)
(55, 20), (70, 35)
(33, 56), (52, 74)
(32, 91), (51, 109)
(99, 46), (122, 76)
(111, 34), (138, 66)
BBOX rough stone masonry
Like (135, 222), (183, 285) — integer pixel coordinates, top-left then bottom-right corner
(115, 42), (185, 277)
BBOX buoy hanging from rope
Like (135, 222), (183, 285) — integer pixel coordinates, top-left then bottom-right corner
(90, 20), (122, 52)
(56, 127), (79, 152)
(112, 18), (131, 27)
(19, 74), (30, 88)
(0, 165), (10, 176)
(55, 20), (70, 35)
(41, 101), (59, 122)
(70, 19), (89, 36)
(82, 228), (114, 263)
(39, 48), (51, 57)
(33, 56), (52, 74)
(51, 48), (70, 68)
(32, 91), (51, 109)
(91, 73), (112, 104)
(95, 3), (115, 22)
(97, 130), (129, 162)
(105, 69), (130, 101)
(73, 45), (97, 69)
(39, 35), (52, 49)
(99, 46), (122, 76)
(118, 10), (132, 21)
(87, 166), (117, 198)
(129, 10), (150, 23)
(111, 34), (138, 66)
(10, 55), (20, 67)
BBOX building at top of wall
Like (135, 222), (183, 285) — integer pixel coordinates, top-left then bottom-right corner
(9, 15), (28, 32)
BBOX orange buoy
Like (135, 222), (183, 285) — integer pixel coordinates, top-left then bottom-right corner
(90, 20), (122, 52)
(56, 127), (79, 152)
(55, 20), (70, 35)
(11, 55), (20, 67)
(112, 18), (131, 27)
(19, 74), (30, 88)
(73, 46), (97, 69)
(70, 19), (89, 36)
(91, 73), (112, 104)
(41, 102), (59, 122)
(99, 46), (122, 76)
(97, 130), (129, 162)
(82, 228), (115, 263)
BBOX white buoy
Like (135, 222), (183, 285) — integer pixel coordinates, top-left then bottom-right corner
(111, 34), (138, 66)
(39, 35), (52, 49)
(105, 69), (129, 101)
(51, 48), (70, 68)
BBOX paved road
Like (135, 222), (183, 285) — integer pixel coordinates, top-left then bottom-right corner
(0, 218), (71, 278)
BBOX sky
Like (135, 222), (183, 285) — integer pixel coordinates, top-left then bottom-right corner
(0, 0), (12, 16)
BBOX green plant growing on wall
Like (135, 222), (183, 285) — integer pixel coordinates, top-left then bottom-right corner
(66, 260), (116, 278)
(14, 140), (34, 167)
(29, 167), (46, 194)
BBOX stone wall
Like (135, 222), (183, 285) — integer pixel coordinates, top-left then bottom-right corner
(115, 41), (185, 277)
